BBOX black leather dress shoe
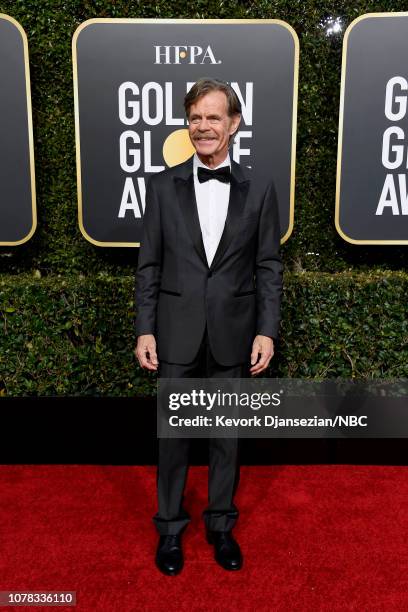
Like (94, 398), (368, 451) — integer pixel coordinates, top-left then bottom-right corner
(206, 530), (243, 570)
(155, 534), (183, 576)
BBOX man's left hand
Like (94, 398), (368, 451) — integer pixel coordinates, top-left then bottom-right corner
(250, 335), (274, 376)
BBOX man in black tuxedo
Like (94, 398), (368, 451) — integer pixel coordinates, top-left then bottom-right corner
(135, 77), (283, 575)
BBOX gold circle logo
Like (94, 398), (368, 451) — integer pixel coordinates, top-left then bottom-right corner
(163, 129), (195, 167)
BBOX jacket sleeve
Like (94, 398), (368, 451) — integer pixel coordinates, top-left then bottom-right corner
(134, 176), (162, 336)
(255, 180), (283, 340)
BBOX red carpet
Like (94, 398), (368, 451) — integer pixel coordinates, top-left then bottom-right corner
(0, 465), (407, 611)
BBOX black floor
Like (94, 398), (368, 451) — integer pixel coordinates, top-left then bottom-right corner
(0, 397), (406, 465)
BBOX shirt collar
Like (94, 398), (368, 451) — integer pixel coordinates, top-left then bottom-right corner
(193, 151), (231, 174)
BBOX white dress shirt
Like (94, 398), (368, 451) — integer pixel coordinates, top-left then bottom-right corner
(193, 152), (231, 267)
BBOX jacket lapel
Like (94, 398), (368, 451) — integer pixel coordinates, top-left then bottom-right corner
(174, 170), (208, 268)
(173, 156), (251, 271)
(210, 165), (250, 271)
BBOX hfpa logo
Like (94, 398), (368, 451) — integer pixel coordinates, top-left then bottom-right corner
(154, 45), (221, 65)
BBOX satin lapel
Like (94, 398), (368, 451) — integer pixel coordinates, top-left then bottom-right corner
(174, 173), (208, 268)
(210, 173), (250, 271)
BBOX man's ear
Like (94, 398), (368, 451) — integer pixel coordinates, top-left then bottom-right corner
(230, 113), (241, 136)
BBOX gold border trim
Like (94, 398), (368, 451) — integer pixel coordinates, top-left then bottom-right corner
(0, 13), (37, 246)
(335, 11), (408, 245)
(72, 18), (299, 247)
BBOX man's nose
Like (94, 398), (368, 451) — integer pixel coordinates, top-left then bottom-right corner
(198, 118), (210, 130)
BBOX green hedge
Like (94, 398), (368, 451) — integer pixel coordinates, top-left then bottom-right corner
(1, 272), (406, 396)
(0, 2), (407, 395)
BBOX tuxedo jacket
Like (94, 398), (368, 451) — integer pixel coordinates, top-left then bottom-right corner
(135, 155), (283, 366)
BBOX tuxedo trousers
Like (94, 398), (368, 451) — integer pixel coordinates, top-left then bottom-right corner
(154, 326), (249, 535)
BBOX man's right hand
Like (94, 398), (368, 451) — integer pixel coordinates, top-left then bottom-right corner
(135, 334), (159, 371)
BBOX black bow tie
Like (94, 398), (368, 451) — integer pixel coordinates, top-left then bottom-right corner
(197, 166), (231, 184)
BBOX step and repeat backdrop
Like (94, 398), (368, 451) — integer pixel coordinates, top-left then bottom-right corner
(72, 19), (298, 246)
(336, 12), (408, 244)
(0, 14), (36, 246)
(2, 12), (408, 247)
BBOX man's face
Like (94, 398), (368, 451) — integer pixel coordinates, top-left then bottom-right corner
(187, 90), (241, 164)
